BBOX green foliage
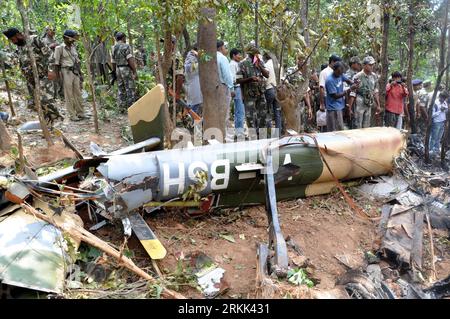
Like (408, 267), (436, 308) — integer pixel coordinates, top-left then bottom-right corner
(165, 257), (198, 291)
(147, 284), (163, 298)
(136, 68), (156, 95)
(182, 170), (208, 201)
(287, 268), (314, 288)
(35, 158), (76, 176)
(0, 0), (445, 104)
(77, 244), (102, 263)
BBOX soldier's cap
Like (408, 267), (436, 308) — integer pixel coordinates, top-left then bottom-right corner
(363, 56), (376, 65)
(412, 79), (423, 86)
(115, 32), (126, 41)
(63, 29), (79, 40)
(3, 28), (21, 39)
(349, 56), (361, 65)
(245, 44), (260, 55)
(329, 54), (342, 64)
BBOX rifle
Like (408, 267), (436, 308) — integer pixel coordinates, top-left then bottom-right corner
(167, 88), (201, 121)
(110, 70), (117, 86)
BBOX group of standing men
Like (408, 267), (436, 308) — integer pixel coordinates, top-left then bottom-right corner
(183, 41), (282, 140)
(320, 54), (380, 132)
(2, 27), (138, 124)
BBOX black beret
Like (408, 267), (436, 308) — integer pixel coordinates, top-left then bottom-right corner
(115, 32), (126, 41)
(3, 28), (20, 39)
(63, 29), (79, 38)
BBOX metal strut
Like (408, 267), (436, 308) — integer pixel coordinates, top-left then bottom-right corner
(263, 146), (289, 278)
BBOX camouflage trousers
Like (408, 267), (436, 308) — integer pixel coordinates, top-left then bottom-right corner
(26, 76), (62, 125)
(244, 95), (270, 138)
(117, 66), (136, 110)
(354, 96), (372, 129)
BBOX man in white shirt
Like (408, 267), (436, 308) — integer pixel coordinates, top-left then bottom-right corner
(319, 54), (342, 111)
(263, 52), (281, 132)
(430, 91), (449, 154)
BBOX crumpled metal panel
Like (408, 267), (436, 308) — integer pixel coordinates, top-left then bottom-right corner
(0, 204), (82, 293)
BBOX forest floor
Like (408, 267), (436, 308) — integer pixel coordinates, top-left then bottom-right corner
(0, 85), (449, 299)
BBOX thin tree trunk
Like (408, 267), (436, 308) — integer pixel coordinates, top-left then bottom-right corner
(301, 0), (310, 47)
(447, 28), (450, 88)
(198, 7), (228, 139)
(254, 1), (259, 47)
(406, 0), (416, 134)
(17, 0), (53, 146)
(182, 26), (190, 56)
(425, 0), (449, 163)
(0, 121), (11, 152)
(127, 19), (133, 53)
(172, 53), (176, 127)
(155, 29), (173, 148)
(316, 0), (320, 29)
(379, 0), (390, 113)
(398, 38), (404, 70)
(17, 132), (25, 173)
(161, 1), (173, 79)
(1, 62), (16, 116)
(237, 16), (244, 50)
(81, 33), (100, 134)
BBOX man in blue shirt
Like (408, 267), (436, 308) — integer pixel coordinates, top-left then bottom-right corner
(325, 62), (359, 132)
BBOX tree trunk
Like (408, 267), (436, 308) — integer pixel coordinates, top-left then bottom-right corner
(126, 19), (133, 53)
(155, 29), (173, 148)
(301, 0), (310, 47)
(172, 52), (176, 127)
(425, 0), (449, 163)
(17, 0), (53, 146)
(254, 1), (259, 47)
(406, 0), (416, 134)
(1, 61), (16, 116)
(447, 27), (450, 88)
(81, 33), (100, 134)
(182, 26), (191, 56)
(161, 1), (173, 79)
(316, 0), (320, 29)
(0, 121), (11, 152)
(379, 0), (390, 113)
(198, 7), (228, 140)
(237, 15), (244, 50)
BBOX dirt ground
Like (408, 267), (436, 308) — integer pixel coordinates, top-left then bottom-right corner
(1, 84), (449, 299)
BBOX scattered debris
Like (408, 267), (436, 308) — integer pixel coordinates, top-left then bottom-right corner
(379, 204), (424, 270)
(197, 268), (227, 298)
(0, 201), (82, 293)
(357, 176), (409, 200)
(187, 252), (229, 298)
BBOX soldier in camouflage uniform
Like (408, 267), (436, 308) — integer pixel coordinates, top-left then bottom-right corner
(112, 32), (137, 111)
(236, 44), (269, 138)
(344, 56), (362, 129)
(3, 27), (62, 125)
(348, 56), (380, 129)
(41, 26), (63, 99)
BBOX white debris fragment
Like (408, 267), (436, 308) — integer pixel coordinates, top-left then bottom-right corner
(197, 267), (225, 298)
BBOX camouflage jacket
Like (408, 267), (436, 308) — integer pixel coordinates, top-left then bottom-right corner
(112, 42), (133, 66)
(353, 71), (379, 97)
(237, 57), (266, 100)
(16, 35), (51, 80)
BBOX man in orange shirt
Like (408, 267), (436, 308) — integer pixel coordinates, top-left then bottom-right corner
(385, 71), (409, 128)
